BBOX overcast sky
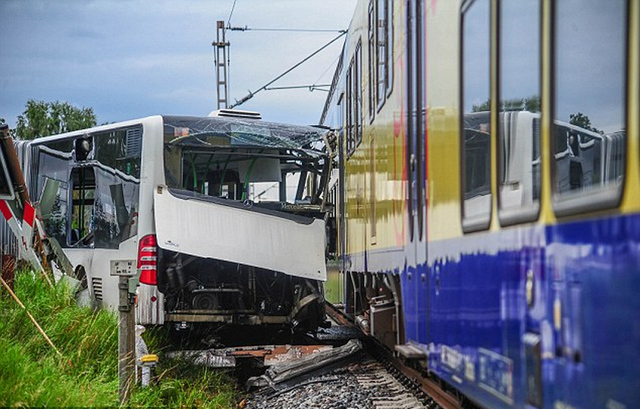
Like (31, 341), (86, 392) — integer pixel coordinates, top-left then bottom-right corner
(0, 0), (356, 129)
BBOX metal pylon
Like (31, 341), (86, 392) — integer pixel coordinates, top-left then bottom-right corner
(212, 20), (230, 109)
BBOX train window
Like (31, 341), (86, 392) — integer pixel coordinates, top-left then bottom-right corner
(355, 42), (362, 148)
(346, 61), (354, 156)
(552, 0), (627, 215)
(461, 0), (491, 232)
(373, 0), (393, 112)
(497, 0), (541, 225)
(346, 42), (363, 158)
(376, 0), (386, 109)
(385, 0), (393, 98)
(368, 1), (376, 121)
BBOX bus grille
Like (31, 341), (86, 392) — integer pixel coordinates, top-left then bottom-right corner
(92, 277), (103, 301)
(125, 127), (142, 159)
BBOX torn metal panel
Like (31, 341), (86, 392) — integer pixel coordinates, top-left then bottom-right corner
(246, 339), (363, 389)
(166, 344), (332, 369)
(262, 345), (333, 366)
(166, 349), (237, 368)
(154, 186), (327, 281)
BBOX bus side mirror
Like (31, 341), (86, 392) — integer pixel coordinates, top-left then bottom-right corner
(75, 137), (93, 161)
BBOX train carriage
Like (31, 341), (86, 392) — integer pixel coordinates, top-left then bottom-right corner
(323, 1), (639, 408)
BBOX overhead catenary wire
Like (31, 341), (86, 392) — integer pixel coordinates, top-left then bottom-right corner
(227, 0), (238, 27)
(264, 84), (331, 92)
(227, 26), (346, 33)
(310, 53), (342, 92)
(229, 30), (347, 109)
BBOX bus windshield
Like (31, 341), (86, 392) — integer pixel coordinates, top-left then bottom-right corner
(162, 116), (333, 211)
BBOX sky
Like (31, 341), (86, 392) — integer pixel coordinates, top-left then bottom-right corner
(0, 0), (356, 129)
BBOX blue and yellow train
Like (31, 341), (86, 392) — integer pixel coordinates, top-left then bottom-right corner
(321, 0), (639, 408)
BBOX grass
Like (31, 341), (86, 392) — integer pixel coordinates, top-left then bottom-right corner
(0, 270), (239, 408)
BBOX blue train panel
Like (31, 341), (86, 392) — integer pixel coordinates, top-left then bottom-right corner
(424, 214), (639, 409)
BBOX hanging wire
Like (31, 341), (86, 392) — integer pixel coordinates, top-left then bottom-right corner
(264, 84), (331, 92)
(311, 53), (342, 90)
(227, 26), (346, 33)
(229, 31), (347, 108)
(227, 0), (238, 27)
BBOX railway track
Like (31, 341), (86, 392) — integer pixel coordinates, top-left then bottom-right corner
(323, 302), (464, 409)
(238, 303), (465, 409)
(164, 302), (467, 408)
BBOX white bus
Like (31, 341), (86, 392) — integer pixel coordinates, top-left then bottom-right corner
(3, 113), (333, 331)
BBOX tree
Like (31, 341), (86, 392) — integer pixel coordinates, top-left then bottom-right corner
(472, 95), (541, 113)
(14, 100), (97, 140)
(471, 99), (491, 113)
(569, 112), (602, 134)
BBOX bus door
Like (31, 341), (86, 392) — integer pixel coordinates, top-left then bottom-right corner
(69, 166), (96, 247)
(404, 0), (428, 345)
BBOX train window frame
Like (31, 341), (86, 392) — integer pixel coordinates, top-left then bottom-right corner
(355, 41), (363, 149)
(550, 0), (629, 217)
(460, 0), (493, 233)
(346, 41), (363, 158)
(385, 0), (394, 99)
(374, 0), (393, 113)
(376, 0), (386, 111)
(368, 0), (376, 123)
(496, 0), (542, 227)
(346, 60), (354, 157)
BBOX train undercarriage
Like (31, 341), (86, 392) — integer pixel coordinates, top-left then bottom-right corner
(342, 270), (405, 351)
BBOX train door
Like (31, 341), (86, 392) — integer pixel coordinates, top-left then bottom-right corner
(403, 0), (428, 344)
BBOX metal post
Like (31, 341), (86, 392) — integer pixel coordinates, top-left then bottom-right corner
(118, 276), (135, 404)
(212, 20), (230, 109)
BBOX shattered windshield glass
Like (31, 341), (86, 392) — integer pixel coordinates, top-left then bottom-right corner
(162, 116), (333, 214)
(163, 116), (326, 150)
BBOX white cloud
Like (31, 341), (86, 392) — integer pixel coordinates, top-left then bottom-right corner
(0, 0), (356, 127)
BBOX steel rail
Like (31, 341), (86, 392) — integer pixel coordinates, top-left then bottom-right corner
(324, 302), (465, 409)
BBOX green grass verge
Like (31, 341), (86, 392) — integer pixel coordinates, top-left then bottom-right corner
(0, 271), (238, 408)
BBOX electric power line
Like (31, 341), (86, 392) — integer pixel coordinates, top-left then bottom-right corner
(264, 84), (331, 92)
(227, 0), (238, 26)
(311, 53), (341, 89)
(229, 31), (347, 109)
(227, 26), (346, 33)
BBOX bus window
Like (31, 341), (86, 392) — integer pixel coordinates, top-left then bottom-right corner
(40, 177), (69, 246)
(37, 145), (73, 246)
(94, 127), (142, 178)
(552, 0), (627, 215)
(497, 0), (541, 225)
(93, 167), (140, 249)
(461, 0), (491, 232)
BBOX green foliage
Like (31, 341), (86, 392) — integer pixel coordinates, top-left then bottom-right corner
(569, 112), (602, 134)
(14, 99), (97, 140)
(471, 95), (541, 113)
(0, 272), (119, 407)
(129, 360), (237, 408)
(471, 99), (491, 113)
(0, 271), (238, 408)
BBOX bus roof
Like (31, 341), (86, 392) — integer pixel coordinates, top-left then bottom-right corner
(163, 115), (327, 150)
